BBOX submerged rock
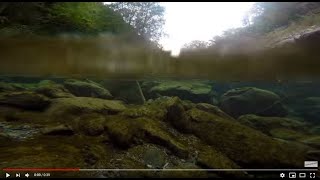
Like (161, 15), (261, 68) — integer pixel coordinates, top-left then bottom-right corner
(165, 97), (309, 168)
(0, 91), (50, 110)
(41, 124), (74, 136)
(295, 97), (320, 123)
(77, 113), (105, 136)
(63, 79), (112, 99)
(34, 80), (74, 98)
(104, 116), (188, 158)
(299, 136), (320, 149)
(0, 82), (25, 92)
(220, 87), (288, 118)
(196, 103), (234, 120)
(238, 114), (308, 139)
(143, 80), (217, 104)
(127, 144), (167, 169)
(46, 97), (126, 118)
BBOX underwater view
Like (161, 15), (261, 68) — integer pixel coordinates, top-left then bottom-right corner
(0, 2), (320, 178)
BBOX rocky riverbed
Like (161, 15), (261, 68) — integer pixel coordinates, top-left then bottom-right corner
(0, 77), (319, 178)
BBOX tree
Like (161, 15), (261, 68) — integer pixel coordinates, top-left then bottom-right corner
(109, 2), (165, 43)
(181, 40), (209, 50)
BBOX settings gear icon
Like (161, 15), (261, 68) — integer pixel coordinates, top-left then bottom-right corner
(280, 173), (285, 178)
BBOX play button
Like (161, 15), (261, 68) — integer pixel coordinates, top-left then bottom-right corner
(6, 173), (10, 178)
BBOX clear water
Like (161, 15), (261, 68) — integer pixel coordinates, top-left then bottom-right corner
(0, 37), (319, 178)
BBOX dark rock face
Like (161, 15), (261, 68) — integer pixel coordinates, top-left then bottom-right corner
(63, 79), (112, 99)
(220, 87), (288, 118)
(0, 91), (50, 110)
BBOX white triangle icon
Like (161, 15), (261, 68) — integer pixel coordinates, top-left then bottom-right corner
(6, 173), (10, 178)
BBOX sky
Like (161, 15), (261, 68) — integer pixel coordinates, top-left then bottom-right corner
(104, 2), (255, 56)
(159, 2), (255, 56)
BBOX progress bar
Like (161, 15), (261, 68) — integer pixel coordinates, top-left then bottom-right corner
(79, 169), (319, 172)
(3, 168), (318, 172)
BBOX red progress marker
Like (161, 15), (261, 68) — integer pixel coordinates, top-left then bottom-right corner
(3, 168), (80, 172)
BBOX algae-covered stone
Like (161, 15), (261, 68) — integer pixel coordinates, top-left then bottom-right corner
(0, 82), (24, 92)
(127, 144), (167, 168)
(35, 80), (74, 98)
(41, 124), (74, 136)
(77, 114), (105, 136)
(299, 136), (320, 148)
(143, 80), (216, 104)
(220, 87), (288, 118)
(196, 103), (234, 120)
(0, 91), (50, 110)
(104, 116), (188, 158)
(46, 97), (126, 117)
(63, 79), (112, 99)
(237, 114), (315, 142)
(164, 97), (309, 168)
(269, 128), (308, 140)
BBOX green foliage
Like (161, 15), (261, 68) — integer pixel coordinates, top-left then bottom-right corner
(109, 2), (165, 43)
(0, 2), (136, 37)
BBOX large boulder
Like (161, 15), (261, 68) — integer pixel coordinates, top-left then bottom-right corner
(46, 97), (126, 118)
(0, 91), (50, 110)
(220, 87), (288, 118)
(63, 79), (112, 99)
(238, 114), (308, 135)
(34, 80), (74, 98)
(142, 80), (217, 104)
(165, 97), (309, 168)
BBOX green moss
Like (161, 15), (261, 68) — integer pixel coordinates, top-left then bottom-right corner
(145, 80), (215, 104)
(299, 136), (320, 148)
(63, 79), (112, 99)
(35, 80), (74, 98)
(238, 114), (308, 135)
(270, 128), (308, 140)
(76, 113), (106, 136)
(46, 97), (126, 118)
(104, 114), (189, 158)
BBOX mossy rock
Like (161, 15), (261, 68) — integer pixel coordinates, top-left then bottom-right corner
(127, 144), (168, 168)
(104, 116), (188, 158)
(0, 82), (25, 92)
(164, 97), (309, 168)
(196, 103), (234, 120)
(63, 79), (112, 99)
(238, 114), (308, 135)
(120, 104), (167, 121)
(41, 124), (74, 136)
(34, 80), (74, 98)
(46, 97), (126, 118)
(269, 128), (308, 141)
(299, 136), (320, 149)
(195, 143), (249, 178)
(143, 80), (216, 104)
(76, 113), (106, 136)
(0, 91), (50, 110)
(220, 87), (288, 118)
